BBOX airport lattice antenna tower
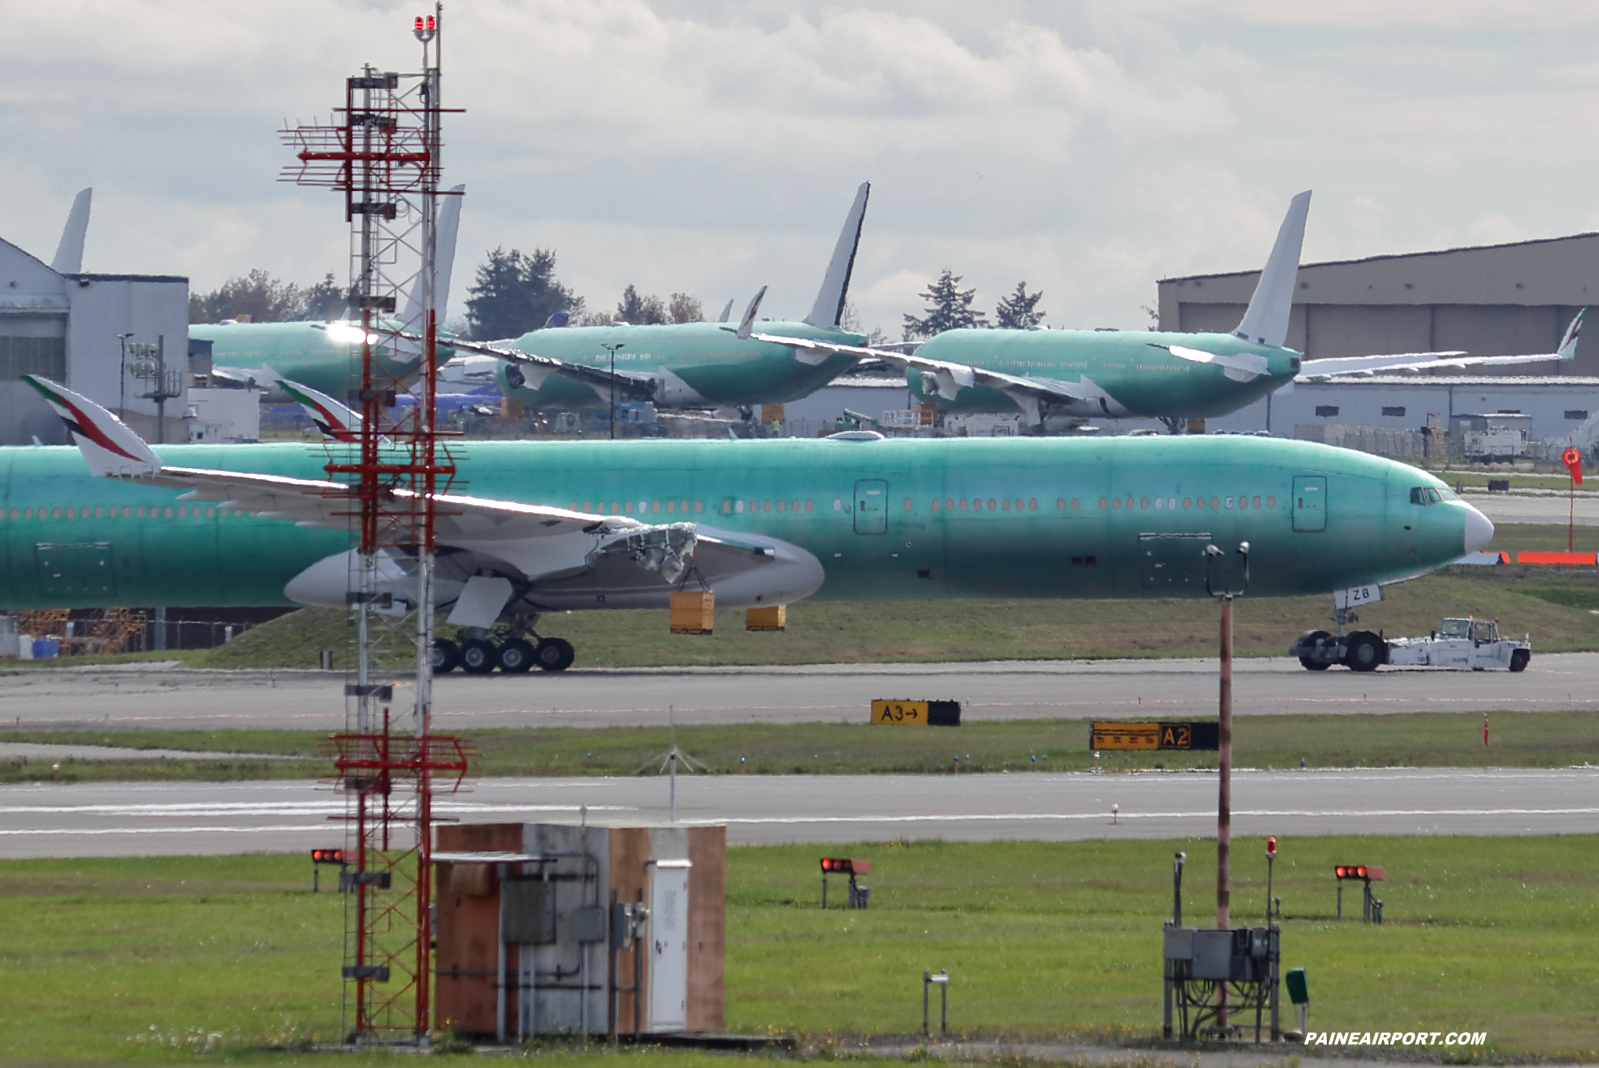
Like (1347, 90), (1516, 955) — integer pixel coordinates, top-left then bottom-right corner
(280, 5), (470, 1044)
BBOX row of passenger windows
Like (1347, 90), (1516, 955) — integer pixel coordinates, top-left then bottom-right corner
(8, 495), (1281, 522)
(1103, 495), (1275, 511)
(7, 505), (239, 520)
(562, 495), (1277, 516)
(572, 500), (711, 515)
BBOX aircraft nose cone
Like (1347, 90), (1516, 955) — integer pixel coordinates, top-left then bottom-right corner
(1463, 503), (1495, 553)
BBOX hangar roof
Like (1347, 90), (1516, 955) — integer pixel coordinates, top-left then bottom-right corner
(1160, 231), (1599, 307)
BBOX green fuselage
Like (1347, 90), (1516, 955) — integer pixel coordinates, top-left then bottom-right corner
(191, 321), (448, 399)
(495, 322), (865, 410)
(1, 437), (1469, 612)
(912, 328), (1301, 420)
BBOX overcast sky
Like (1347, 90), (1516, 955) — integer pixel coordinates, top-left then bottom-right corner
(4, 1), (1599, 337)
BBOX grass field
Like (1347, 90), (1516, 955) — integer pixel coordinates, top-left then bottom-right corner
(20, 563), (1590, 676)
(9, 519), (1599, 674)
(2, 838), (1596, 1062)
(6, 710), (1599, 784)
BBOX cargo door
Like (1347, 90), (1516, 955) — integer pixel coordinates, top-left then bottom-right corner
(646, 859), (691, 1033)
(1139, 534), (1211, 591)
(35, 542), (116, 599)
(1291, 476), (1327, 532)
(852, 479), (888, 535)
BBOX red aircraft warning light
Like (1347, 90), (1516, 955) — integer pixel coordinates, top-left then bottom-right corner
(312, 848), (347, 865)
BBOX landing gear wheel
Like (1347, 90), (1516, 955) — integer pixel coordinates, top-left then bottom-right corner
(430, 638), (460, 675)
(459, 638), (497, 675)
(1344, 631), (1385, 672)
(534, 637), (576, 672)
(1295, 629), (1331, 671)
(1510, 648), (1530, 673)
(497, 638), (536, 674)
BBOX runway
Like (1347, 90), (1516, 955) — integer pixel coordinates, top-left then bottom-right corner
(2, 766), (1593, 858)
(5, 653), (1598, 732)
(1464, 491), (1599, 526)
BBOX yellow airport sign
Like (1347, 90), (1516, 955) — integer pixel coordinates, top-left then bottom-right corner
(1091, 721), (1219, 751)
(871, 699), (961, 726)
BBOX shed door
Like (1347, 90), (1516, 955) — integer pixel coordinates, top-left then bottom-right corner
(853, 479), (888, 535)
(647, 861), (691, 1033)
(1291, 476), (1327, 532)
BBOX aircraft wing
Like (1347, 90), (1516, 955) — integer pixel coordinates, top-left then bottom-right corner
(1297, 309), (1585, 382)
(17, 374), (773, 593)
(414, 334), (655, 402)
(747, 329), (1098, 415)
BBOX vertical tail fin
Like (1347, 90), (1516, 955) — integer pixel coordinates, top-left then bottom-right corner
(400, 183), (466, 324)
(1233, 190), (1311, 348)
(717, 298), (734, 323)
(1557, 308), (1585, 360)
(803, 182), (870, 329)
(50, 188), (92, 275)
(736, 286), (768, 340)
(278, 378), (365, 443)
(21, 374), (160, 476)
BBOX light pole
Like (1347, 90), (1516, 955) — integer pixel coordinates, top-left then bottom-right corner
(116, 332), (134, 415)
(602, 342), (623, 440)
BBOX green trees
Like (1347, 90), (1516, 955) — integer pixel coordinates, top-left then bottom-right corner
(902, 272), (1048, 340)
(463, 247), (584, 340)
(902, 269), (988, 340)
(994, 282), (1045, 330)
(188, 270), (345, 324)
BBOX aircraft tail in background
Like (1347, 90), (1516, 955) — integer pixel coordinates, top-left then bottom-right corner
(51, 188), (92, 275)
(803, 182), (870, 330)
(400, 183), (466, 324)
(1234, 190), (1311, 348)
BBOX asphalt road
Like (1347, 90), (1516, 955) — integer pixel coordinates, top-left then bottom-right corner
(5, 653), (1598, 733)
(1464, 491), (1599, 526)
(2, 766), (1593, 858)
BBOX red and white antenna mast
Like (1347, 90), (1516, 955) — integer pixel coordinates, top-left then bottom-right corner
(281, 5), (471, 1045)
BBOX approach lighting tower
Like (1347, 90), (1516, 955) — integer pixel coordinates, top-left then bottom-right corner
(280, 5), (471, 1044)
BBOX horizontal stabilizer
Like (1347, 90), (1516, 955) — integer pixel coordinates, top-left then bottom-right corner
(21, 374), (159, 477)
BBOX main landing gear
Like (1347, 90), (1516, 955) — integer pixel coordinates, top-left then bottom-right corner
(431, 634), (576, 675)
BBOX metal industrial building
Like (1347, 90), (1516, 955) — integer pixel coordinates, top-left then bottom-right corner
(1159, 231), (1599, 441)
(1158, 231), (1599, 374)
(0, 191), (194, 447)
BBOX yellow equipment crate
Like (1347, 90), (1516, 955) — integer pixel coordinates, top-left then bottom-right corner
(745, 605), (786, 631)
(670, 590), (715, 634)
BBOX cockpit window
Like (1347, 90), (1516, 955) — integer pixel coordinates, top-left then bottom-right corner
(1437, 487), (1458, 501)
(1410, 486), (1443, 505)
(1439, 619), (1470, 638)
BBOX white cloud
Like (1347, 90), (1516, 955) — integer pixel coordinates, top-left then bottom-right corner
(0, 1), (1597, 337)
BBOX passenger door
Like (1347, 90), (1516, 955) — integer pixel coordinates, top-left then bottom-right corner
(853, 479), (888, 535)
(1292, 476), (1327, 532)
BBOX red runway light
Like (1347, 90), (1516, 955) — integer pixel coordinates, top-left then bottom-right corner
(1266, 835), (1277, 856)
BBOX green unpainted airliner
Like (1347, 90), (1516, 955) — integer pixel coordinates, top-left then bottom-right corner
(9, 374), (1491, 673)
(753, 191), (1584, 430)
(187, 186), (465, 399)
(471, 183), (873, 414)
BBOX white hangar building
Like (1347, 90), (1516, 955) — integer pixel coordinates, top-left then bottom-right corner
(0, 190), (192, 447)
(1157, 231), (1599, 437)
